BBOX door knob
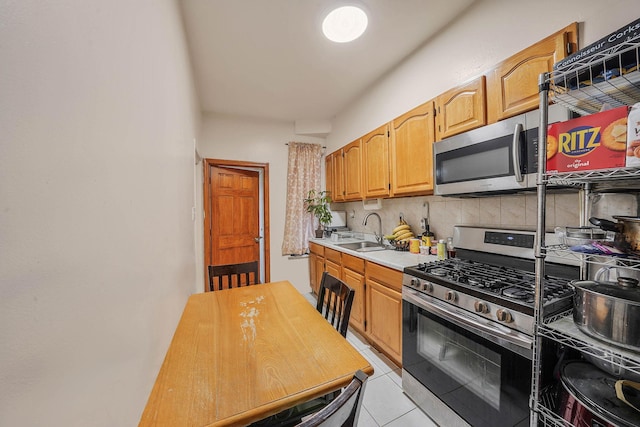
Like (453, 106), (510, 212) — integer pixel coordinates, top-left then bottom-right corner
(254, 236), (263, 243)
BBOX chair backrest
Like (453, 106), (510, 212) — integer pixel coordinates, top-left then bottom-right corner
(296, 370), (368, 427)
(316, 272), (355, 338)
(208, 261), (259, 291)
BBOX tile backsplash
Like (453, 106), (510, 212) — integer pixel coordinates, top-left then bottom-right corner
(331, 191), (639, 241)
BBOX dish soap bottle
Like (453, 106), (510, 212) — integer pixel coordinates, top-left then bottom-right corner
(437, 239), (446, 260)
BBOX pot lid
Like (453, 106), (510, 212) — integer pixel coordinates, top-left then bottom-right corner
(573, 279), (640, 303)
(613, 216), (640, 223)
(560, 362), (640, 427)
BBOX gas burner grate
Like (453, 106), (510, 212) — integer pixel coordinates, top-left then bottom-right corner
(407, 258), (574, 309)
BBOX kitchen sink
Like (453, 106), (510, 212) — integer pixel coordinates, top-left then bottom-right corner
(335, 241), (387, 252)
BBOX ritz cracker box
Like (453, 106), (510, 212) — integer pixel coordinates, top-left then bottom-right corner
(546, 106), (629, 173)
(628, 103), (640, 167)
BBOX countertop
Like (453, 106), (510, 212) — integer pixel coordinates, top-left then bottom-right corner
(310, 237), (438, 271)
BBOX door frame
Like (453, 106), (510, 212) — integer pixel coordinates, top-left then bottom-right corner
(203, 159), (270, 289)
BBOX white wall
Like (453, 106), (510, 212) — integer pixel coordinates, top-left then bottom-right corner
(326, 0), (638, 149)
(0, 1), (199, 426)
(197, 114), (326, 293)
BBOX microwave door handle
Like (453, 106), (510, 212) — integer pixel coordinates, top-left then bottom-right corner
(512, 123), (524, 182)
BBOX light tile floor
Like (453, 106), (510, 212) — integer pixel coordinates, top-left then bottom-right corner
(304, 293), (438, 427)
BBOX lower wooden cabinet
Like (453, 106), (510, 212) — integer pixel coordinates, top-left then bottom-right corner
(309, 242), (325, 295)
(365, 262), (403, 366)
(342, 254), (366, 334)
(308, 246), (403, 366)
(324, 247), (342, 279)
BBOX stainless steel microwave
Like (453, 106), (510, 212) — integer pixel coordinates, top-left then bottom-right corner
(434, 105), (572, 196)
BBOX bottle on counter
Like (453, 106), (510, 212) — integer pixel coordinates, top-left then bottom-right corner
(437, 239), (446, 260)
(447, 237), (456, 258)
(421, 232), (433, 248)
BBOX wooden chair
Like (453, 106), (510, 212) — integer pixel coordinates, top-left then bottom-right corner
(295, 370), (369, 427)
(316, 272), (355, 338)
(208, 261), (259, 291)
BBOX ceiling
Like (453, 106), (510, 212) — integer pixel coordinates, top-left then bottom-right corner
(179, 0), (476, 123)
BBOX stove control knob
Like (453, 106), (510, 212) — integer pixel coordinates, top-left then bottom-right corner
(445, 290), (457, 302)
(422, 282), (433, 293)
(474, 301), (489, 314)
(496, 309), (513, 323)
(410, 278), (420, 288)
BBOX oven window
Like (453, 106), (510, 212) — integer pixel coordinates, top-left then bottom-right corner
(417, 315), (501, 410)
(403, 300), (531, 427)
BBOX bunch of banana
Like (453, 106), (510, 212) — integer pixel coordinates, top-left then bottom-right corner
(384, 218), (415, 242)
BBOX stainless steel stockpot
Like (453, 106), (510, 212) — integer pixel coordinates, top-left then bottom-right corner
(590, 216), (640, 254)
(572, 277), (640, 351)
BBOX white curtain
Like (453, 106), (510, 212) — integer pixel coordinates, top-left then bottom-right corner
(281, 142), (323, 255)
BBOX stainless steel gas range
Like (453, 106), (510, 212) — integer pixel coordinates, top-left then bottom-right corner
(402, 226), (579, 427)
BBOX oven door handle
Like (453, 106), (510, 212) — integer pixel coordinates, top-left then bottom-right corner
(403, 289), (533, 351)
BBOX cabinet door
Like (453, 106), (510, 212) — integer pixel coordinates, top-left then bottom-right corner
(366, 279), (402, 365)
(325, 153), (334, 202)
(309, 252), (316, 292)
(343, 267), (365, 333)
(308, 252), (322, 294)
(325, 259), (341, 281)
(365, 262), (402, 365)
(309, 242), (325, 295)
(390, 100), (435, 196)
(332, 149), (345, 202)
(436, 75), (486, 140)
(343, 140), (362, 201)
(486, 22), (578, 123)
(342, 254), (366, 334)
(362, 124), (390, 198)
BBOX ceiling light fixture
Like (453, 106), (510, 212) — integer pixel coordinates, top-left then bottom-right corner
(322, 5), (368, 43)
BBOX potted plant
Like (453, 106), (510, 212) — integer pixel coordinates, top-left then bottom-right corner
(304, 189), (333, 238)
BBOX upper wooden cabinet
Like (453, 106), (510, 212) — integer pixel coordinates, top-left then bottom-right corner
(485, 22), (578, 123)
(435, 75), (486, 140)
(325, 152), (334, 202)
(332, 148), (346, 202)
(390, 100), (436, 196)
(362, 124), (390, 199)
(343, 139), (362, 201)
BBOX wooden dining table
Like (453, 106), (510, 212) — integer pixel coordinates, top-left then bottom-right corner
(139, 281), (374, 426)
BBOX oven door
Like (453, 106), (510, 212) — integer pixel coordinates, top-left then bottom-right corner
(434, 114), (528, 196)
(402, 292), (532, 427)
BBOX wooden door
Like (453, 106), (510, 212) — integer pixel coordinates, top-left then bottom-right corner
(436, 75), (486, 140)
(343, 140), (362, 201)
(204, 160), (270, 290)
(486, 22), (578, 123)
(390, 100), (435, 196)
(362, 124), (390, 199)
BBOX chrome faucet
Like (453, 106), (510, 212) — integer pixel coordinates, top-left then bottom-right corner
(362, 212), (383, 244)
